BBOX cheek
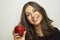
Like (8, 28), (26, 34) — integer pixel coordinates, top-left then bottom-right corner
(39, 15), (43, 23)
(36, 12), (42, 17)
(35, 12), (40, 15)
(27, 16), (32, 22)
(36, 12), (42, 20)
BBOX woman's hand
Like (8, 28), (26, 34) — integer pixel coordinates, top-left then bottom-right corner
(13, 31), (26, 40)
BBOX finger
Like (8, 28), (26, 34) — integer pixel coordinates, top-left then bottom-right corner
(14, 36), (21, 39)
(23, 31), (26, 37)
(12, 30), (19, 36)
(13, 33), (19, 36)
(12, 30), (15, 34)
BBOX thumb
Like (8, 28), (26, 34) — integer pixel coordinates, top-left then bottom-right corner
(23, 31), (26, 37)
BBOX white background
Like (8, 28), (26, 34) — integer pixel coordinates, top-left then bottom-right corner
(0, 0), (60, 40)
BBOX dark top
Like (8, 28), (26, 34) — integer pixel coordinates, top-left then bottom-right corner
(38, 27), (60, 40)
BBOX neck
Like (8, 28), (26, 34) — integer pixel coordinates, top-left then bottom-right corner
(34, 24), (44, 37)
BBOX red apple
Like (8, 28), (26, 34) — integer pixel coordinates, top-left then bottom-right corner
(14, 25), (25, 36)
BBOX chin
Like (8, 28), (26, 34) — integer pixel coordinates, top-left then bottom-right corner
(30, 20), (41, 25)
(33, 23), (40, 26)
(32, 22), (40, 26)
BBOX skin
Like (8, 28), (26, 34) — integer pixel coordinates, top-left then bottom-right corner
(25, 5), (42, 26)
(13, 5), (44, 40)
(13, 31), (26, 40)
(25, 5), (44, 37)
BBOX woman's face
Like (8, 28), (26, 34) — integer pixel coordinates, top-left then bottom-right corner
(25, 5), (42, 26)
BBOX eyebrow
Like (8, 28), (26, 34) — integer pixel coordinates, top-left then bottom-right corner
(32, 8), (35, 11)
(25, 8), (35, 14)
(25, 10), (30, 14)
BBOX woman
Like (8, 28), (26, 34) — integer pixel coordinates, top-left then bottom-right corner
(13, 1), (60, 40)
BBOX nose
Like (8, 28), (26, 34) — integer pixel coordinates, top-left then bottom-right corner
(31, 13), (35, 18)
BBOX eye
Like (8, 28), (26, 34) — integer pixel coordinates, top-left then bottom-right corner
(26, 13), (30, 17)
(33, 9), (37, 12)
(26, 14), (29, 16)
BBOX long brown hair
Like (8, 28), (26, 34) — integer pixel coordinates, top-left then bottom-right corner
(18, 1), (55, 40)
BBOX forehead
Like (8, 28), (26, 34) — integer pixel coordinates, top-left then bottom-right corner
(25, 5), (34, 13)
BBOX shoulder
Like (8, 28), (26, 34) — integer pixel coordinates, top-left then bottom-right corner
(54, 27), (60, 34)
(53, 27), (60, 40)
